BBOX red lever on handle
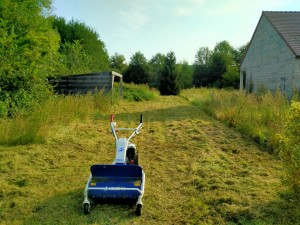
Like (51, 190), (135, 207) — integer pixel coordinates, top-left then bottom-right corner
(110, 114), (114, 122)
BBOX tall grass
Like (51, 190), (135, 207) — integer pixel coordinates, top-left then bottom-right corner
(0, 92), (299, 224)
(278, 101), (300, 196)
(181, 88), (300, 198)
(0, 90), (112, 145)
(0, 84), (159, 146)
(183, 88), (289, 151)
(114, 82), (159, 101)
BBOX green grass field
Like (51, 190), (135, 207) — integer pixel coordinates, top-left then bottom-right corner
(0, 93), (299, 224)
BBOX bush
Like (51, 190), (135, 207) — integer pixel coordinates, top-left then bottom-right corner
(278, 101), (300, 197)
(116, 83), (158, 102)
(0, 101), (8, 118)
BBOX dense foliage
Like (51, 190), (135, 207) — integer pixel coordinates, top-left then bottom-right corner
(0, 0), (112, 117)
(0, 0), (248, 117)
(279, 101), (300, 196)
(0, 0), (60, 117)
(148, 53), (165, 87)
(109, 53), (127, 74)
(118, 83), (158, 102)
(123, 51), (150, 84)
(52, 17), (110, 74)
(193, 41), (248, 88)
(159, 52), (181, 95)
(122, 41), (247, 92)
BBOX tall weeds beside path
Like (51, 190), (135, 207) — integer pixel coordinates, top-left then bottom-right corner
(181, 88), (300, 199)
(0, 88), (299, 224)
(0, 91), (112, 145)
(0, 84), (158, 146)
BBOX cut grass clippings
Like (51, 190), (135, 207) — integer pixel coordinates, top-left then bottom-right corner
(0, 94), (298, 224)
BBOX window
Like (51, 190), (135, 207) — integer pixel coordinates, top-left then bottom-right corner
(242, 71), (246, 89)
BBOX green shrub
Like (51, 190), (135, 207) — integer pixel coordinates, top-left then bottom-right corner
(116, 83), (158, 101)
(0, 101), (8, 118)
(278, 101), (300, 197)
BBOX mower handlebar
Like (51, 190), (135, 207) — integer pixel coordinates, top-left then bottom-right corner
(110, 114), (143, 141)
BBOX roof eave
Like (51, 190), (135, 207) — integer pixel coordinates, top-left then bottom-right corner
(240, 12), (265, 69)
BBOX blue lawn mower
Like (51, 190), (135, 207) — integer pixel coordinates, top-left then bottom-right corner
(83, 114), (145, 216)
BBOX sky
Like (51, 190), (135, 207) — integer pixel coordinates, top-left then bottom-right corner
(52, 0), (299, 64)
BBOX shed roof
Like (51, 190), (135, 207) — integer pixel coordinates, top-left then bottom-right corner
(263, 11), (300, 57)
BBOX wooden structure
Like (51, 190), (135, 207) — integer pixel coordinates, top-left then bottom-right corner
(50, 71), (123, 96)
(240, 11), (300, 98)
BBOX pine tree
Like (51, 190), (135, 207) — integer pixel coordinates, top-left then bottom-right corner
(159, 52), (181, 95)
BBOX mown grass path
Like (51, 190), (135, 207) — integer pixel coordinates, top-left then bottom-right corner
(0, 96), (294, 225)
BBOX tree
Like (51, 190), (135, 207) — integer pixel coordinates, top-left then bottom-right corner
(207, 41), (238, 87)
(193, 47), (211, 87)
(109, 53), (127, 74)
(123, 51), (150, 84)
(0, 0), (60, 116)
(194, 47), (211, 65)
(52, 17), (110, 73)
(178, 61), (193, 89)
(223, 42), (249, 89)
(59, 40), (92, 75)
(213, 40), (234, 55)
(233, 42), (249, 67)
(222, 65), (240, 88)
(193, 41), (243, 88)
(159, 52), (181, 95)
(209, 52), (228, 87)
(148, 53), (165, 88)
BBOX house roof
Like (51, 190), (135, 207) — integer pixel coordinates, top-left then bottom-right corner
(263, 11), (300, 57)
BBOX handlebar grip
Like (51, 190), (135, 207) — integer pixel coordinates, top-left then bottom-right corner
(110, 114), (114, 122)
(140, 114), (143, 123)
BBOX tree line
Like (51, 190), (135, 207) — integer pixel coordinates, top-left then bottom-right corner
(0, 0), (248, 117)
(111, 41), (248, 95)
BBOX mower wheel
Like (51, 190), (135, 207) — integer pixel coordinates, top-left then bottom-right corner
(136, 204), (142, 216)
(83, 203), (90, 215)
(134, 154), (139, 165)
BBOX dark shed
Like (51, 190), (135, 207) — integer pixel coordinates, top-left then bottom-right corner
(50, 71), (123, 96)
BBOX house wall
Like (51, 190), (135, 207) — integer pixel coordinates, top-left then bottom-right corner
(240, 15), (300, 97)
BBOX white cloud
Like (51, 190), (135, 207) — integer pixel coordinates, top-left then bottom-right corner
(173, 7), (194, 16)
(186, 0), (207, 5)
(172, 0), (207, 17)
(119, 10), (149, 30)
(118, 2), (150, 32)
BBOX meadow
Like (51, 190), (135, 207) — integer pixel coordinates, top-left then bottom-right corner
(0, 85), (299, 224)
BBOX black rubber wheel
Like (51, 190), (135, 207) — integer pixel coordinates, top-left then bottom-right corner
(136, 204), (142, 216)
(83, 203), (90, 215)
(134, 154), (139, 165)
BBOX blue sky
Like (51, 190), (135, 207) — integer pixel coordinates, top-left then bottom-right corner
(52, 0), (299, 64)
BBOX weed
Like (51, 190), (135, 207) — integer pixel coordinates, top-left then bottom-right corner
(0, 91), (112, 145)
(115, 83), (159, 102)
(0, 91), (298, 224)
(181, 88), (300, 202)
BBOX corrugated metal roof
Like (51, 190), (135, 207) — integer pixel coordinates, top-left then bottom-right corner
(264, 11), (300, 57)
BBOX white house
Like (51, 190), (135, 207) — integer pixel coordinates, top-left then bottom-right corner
(240, 11), (300, 97)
